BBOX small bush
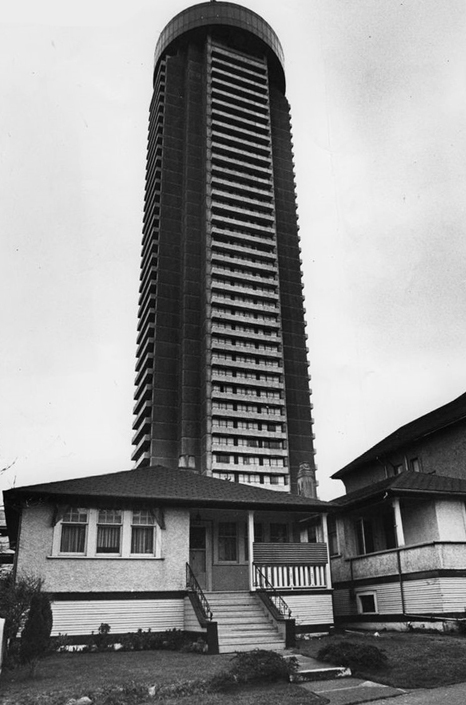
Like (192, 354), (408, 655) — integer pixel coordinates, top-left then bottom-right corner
(317, 640), (388, 671)
(209, 649), (298, 691)
(20, 592), (53, 665)
(92, 623), (112, 652)
(0, 573), (43, 642)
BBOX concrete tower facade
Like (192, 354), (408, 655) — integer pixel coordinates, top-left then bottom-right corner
(132, 2), (317, 495)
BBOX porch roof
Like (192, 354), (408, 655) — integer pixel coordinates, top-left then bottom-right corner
(332, 391), (466, 479)
(332, 470), (466, 511)
(4, 465), (333, 537)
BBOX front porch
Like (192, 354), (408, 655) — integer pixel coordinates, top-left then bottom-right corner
(186, 507), (334, 652)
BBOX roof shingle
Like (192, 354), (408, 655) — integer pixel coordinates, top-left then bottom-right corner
(3, 464), (332, 512)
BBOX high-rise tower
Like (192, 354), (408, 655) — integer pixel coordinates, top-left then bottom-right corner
(132, 2), (317, 495)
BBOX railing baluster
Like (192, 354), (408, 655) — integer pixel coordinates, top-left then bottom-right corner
(254, 564), (292, 619)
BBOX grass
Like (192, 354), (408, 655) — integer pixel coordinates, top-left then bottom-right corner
(297, 630), (466, 688)
(0, 651), (322, 705)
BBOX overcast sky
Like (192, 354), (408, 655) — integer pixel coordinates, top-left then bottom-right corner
(1, 0), (466, 500)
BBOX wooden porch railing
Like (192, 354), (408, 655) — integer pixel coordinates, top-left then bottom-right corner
(254, 566), (292, 618)
(186, 563), (213, 621)
(254, 563), (327, 589)
(253, 542), (328, 589)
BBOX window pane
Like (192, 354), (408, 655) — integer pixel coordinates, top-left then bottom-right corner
(218, 522), (237, 561)
(98, 510), (122, 524)
(96, 525), (121, 553)
(60, 524), (86, 553)
(270, 523), (288, 543)
(132, 510), (154, 526)
(131, 526), (154, 554)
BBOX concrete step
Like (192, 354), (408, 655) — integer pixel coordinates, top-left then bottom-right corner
(290, 655), (351, 683)
(219, 641), (286, 654)
(207, 591), (285, 654)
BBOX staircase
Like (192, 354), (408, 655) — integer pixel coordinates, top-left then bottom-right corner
(206, 591), (285, 653)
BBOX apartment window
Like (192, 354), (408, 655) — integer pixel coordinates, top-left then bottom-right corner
(410, 457), (421, 472)
(96, 510), (122, 554)
(215, 453), (231, 463)
(357, 592), (378, 614)
(131, 510), (155, 555)
(218, 522), (237, 561)
(60, 508), (88, 553)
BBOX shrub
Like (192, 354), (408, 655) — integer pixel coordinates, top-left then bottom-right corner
(317, 640), (388, 671)
(209, 649), (298, 691)
(0, 573), (43, 642)
(92, 623), (112, 652)
(20, 592), (53, 666)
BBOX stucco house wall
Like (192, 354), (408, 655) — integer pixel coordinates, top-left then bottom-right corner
(15, 503), (190, 593)
(435, 500), (466, 541)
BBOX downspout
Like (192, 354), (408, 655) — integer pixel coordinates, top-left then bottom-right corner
(396, 548), (406, 615)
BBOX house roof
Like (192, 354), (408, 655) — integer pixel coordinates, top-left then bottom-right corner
(3, 464), (332, 516)
(332, 470), (466, 510)
(332, 391), (466, 480)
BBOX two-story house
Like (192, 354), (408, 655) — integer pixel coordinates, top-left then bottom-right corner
(329, 392), (466, 630)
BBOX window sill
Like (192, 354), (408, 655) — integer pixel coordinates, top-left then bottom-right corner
(47, 555), (164, 560)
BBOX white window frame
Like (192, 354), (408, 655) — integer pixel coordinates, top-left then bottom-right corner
(356, 591), (378, 614)
(52, 508), (161, 559)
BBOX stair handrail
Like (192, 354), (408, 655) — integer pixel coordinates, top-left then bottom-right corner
(254, 565), (292, 619)
(186, 563), (213, 621)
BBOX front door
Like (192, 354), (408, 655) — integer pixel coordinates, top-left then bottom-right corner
(189, 524), (209, 590)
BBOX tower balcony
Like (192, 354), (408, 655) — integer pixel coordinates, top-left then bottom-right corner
(211, 153), (272, 180)
(211, 225), (275, 248)
(211, 240), (276, 262)
(212, 442), (288, 458)
(211, 408), (285, 421)
(135, 336), (155, 362)
(211, 279), (278, 300)
(211, 252), (277, 273)
(211, 324), (280, 343)
(211, 162), (271, 187)
(211, 188), (274, 215)
(132, 416), (151, 446)
(211, 309), (279, 329)
(212, 378), (283, 393)
(211, 293), (278, 313)
(211, 339), (281, 358)
(211, 424), (287, 439)
(132, 400), (152, 430)
(131, 435), (151, 464)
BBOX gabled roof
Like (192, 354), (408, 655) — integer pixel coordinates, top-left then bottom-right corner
(3, 464), (332, 513)
(332, 392), (466, 480)
(332, 471), (466, 510)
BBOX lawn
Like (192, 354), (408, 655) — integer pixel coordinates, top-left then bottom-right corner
(0, 650), (322, 705)
(297, 630), (466, 689)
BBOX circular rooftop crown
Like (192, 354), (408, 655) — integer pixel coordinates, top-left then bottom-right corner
(154, 1), (284, 72)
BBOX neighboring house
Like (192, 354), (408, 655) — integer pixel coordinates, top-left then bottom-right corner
(3, 465), (334, 653)
(330, 392), (466, 630)
(0, 507), (14, 577)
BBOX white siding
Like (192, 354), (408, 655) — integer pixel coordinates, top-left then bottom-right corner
(285, 593), (333, 625)
(51, 599), (184, 636)
(403, 579), (443, 613)
(440, 577), (466, 612)
(333, 588), (356, 617)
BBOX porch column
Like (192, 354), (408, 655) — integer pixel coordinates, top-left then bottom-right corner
(248, 511), (255, 591)
(393, 498), (405, 546)
(321, 513), (332, 589)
